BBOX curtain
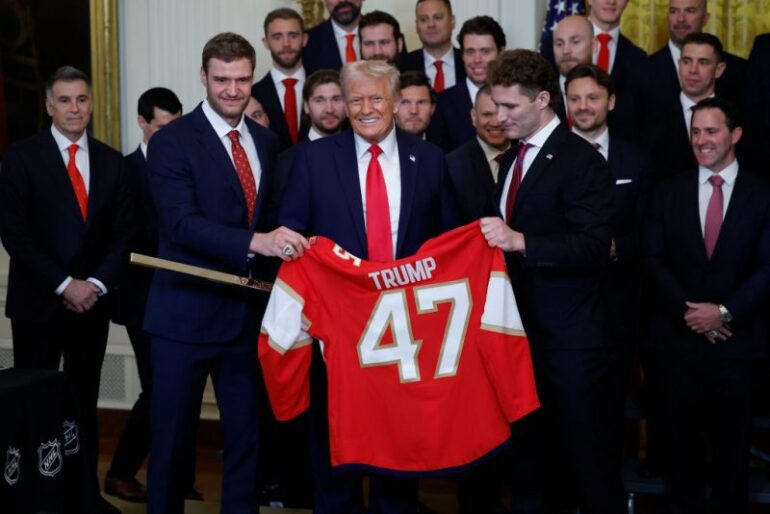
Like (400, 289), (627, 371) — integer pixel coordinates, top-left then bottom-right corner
(620, 0), (770, 57)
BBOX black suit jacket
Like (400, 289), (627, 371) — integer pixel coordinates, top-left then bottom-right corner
(743, 34), (770, 174)
(271, 135), (310, 213)
(644, 99), (694, 181)
(401, 47), (466, 86)
(495, 122), (614, 350)
(251, 72), (310, 151)
(112, 147), (158, 326)
(445, 137), (497, 224)
(0, 130), (134, 321)
(643, 169), (770, 359)
(427, 80), (475, 152)
(303, 19), (344, 74)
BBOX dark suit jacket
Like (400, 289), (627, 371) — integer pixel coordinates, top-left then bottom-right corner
(279, 128), (460, 258)
(643, 169), (770, 359)
(602, 135), (652, 333)
(644, 99), (694, 181)
(0, 130), (134, 321)
(271, 135), (310, 213)
(427, 80), (475, 152)
(143, 103), (280, 343)
(303, 19), (344, 74)
(445, 137), (497, 224)
(401, 47), (466, 86)
(495, 122), (614, 350)
(743, 34), (770, 174)
(112, 147), (158, 326)
(251, 72), (310, 151)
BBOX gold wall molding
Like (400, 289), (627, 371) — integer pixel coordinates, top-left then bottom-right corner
(296, 0), (326, 29)
(89, 0), (120, 149)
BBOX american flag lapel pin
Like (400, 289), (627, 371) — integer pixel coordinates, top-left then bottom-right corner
(546, 154), (553, 160)
(409, 154), (416, 162)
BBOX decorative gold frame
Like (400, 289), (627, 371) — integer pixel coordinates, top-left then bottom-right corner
(296, 0), (325, 29)
(89, 0), (120, 149)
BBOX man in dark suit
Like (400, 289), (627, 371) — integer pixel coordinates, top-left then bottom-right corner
(428, 16), (505, 152)
(643, 97), (770, 514)
(646, 32), (725, 180)
(143, 33), (309, 514)
(402, 0), (465, 92)
(446, 84), (509, 224)
(303, 0), (363, 74)
(359, 11), (405, 67)
(279, 59), (459, 514)
(0, 65), (134, 514)
(104, 87), (183, 503)
(480, 50), (624, 514)
(742, 33), (770, 174)
(252, 8), (309, 151)
(565, 63), (651, 470)
(635, 0), (746, 113)
(394, 71), (436, 138)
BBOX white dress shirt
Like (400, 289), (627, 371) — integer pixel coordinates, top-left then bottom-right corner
(424, 47), (457, 90)
(499, 115), (561, 221)
(355, 126), (401, 257)
(591, 23), (620, 74)
(477, 136), (510, 183)
(698, 160), (738, 235)
(270, 66), (306, 127)
(680, 92), (714, 135)
(332, 19), (359, 63)
(573, 126), (610, 161)
(466, 77), (480, 106)
(308, 126), (324, 141)
(140, 141), (148, 159)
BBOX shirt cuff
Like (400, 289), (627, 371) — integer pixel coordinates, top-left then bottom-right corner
(86, 277), (108, 296)
(55, 276), (73, 295)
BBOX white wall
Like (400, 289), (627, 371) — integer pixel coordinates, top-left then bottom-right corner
(119, 0), (549, 153)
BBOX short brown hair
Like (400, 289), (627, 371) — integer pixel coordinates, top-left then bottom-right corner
(201, 32), (256, 72)
(564, 63), (615, 98)
(487, 49), (561, 110)
(264, 8), (305, 36)
(303, 69), (341, 102)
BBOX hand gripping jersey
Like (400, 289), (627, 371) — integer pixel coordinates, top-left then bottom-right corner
(258, 221), (540, 474)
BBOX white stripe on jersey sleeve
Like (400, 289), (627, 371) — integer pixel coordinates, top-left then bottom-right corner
(480, 272), (526, 336)
(261, 278), (312, 354)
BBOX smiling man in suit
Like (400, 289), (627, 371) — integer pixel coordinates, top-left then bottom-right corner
(252, 8), (309, 150)
(280, 59), (459, 514)
(144, 32), (309, 514)
(643, 97), (770, 514)
(0, 65), (134, 514)
(480, 49), (624, 514)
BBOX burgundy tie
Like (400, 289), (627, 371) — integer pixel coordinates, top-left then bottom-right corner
(434, 60), (445, 93)
(345, 34), (357, 62)
(365, 145), (393, 262)
(704, 174), (725, 259)
(596, 33), (612, 72)
(227, 130), (258, 224)
(504, 143), (533, 222)
(283, 78), (299, 145)
(67, 144), (88, 221)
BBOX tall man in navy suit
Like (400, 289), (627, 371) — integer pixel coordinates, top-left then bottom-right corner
(565, 63), (651, 470)
(0, 65), (134, 514)
(279, 59), (459, 514)
(252, 8), (309, 151)
(428, 16), (505, 152)
(303, 0), (363, 74)
(643, 97), (770, 514)
(105, 87), (182, 503)
(144, 33), (309, 514)
(480, 50), (624, 514)
(402, 0), (465, 92)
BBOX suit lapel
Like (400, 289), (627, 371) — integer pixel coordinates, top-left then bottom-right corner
(682, 172), (708, 262)
(396, 132), (417, 258)
(246, 119), (272, 228)
(513, 124), (567, 218)
(85, 139), (106, 228)
(335, 131), (368, 254)
(41, 131), (85, 224)
(711, 170), (749, 261)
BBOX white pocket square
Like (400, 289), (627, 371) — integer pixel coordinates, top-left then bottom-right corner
(615, 179), (633, 185)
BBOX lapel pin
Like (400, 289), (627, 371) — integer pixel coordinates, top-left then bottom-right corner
(409, 154), (416, 162)
(546, 154), (553, 160)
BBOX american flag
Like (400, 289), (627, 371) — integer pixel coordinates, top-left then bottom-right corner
(539, 0), (586, 53)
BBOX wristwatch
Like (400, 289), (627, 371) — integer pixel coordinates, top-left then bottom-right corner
(718, 304), (733, 323)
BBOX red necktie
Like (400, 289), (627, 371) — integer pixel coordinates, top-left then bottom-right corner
(494, 153), (505, 164)
(504, 143), (533, 222)
(434, 60), (445, 93)
(283, 78), (299, 145)
(66, 144), (88, 221)
(365, 145), (393, 262)
(704, 174), (725, 259)
(596, 33), (612, 72)
(345, 34), (357, 63)
(227, 130), (258, 224)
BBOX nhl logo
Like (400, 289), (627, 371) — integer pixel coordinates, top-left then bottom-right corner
(37, 440), (62, 477)
(4, 447), (20, 486)
(62, 420), (80, 456)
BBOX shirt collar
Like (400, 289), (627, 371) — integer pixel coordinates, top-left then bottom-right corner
(354, 124), (398, 161)
(592, 23), (620, 41)
(680, 91), (714, 112)
(270, 66), (306, 84)
(523, 114), (560, 149)
(572, 125), (609, 149)
(308, 126), (324, 141)
(477, 136), (509, 161)
(140, 141), (148, 158)
(50, 124), (88, 153)
(699, 159), (739, 185)
(202, 99), (247, 139)
(331, 19), (356, 38)
(423, 47), (454, 66)
(466, 77), (480, 104)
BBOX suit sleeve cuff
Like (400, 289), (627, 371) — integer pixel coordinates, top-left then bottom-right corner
(56, 276), (73, 295)
(86, 277), (108, 296)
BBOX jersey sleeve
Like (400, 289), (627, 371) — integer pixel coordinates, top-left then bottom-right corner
(478, 250), (540, 422)
(258, 271), (315, 421)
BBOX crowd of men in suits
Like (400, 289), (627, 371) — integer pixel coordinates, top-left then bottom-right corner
(1, 0), (770, 513)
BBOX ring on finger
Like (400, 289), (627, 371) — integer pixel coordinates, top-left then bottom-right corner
(282, 244), (295, 257)
(707, 330), (718, 338)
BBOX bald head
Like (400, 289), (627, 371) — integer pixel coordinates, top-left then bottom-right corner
(668, 0), (710, 47)
(553, 16), (595, 77)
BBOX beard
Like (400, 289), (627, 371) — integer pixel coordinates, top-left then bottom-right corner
(331, 1), (361, 26)
(271, 49), (302, 70)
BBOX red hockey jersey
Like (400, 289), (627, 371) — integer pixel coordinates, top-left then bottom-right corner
(258, 221), (539, 473)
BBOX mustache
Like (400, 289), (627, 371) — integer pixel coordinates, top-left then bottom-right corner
(333, 1), (357, 15)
